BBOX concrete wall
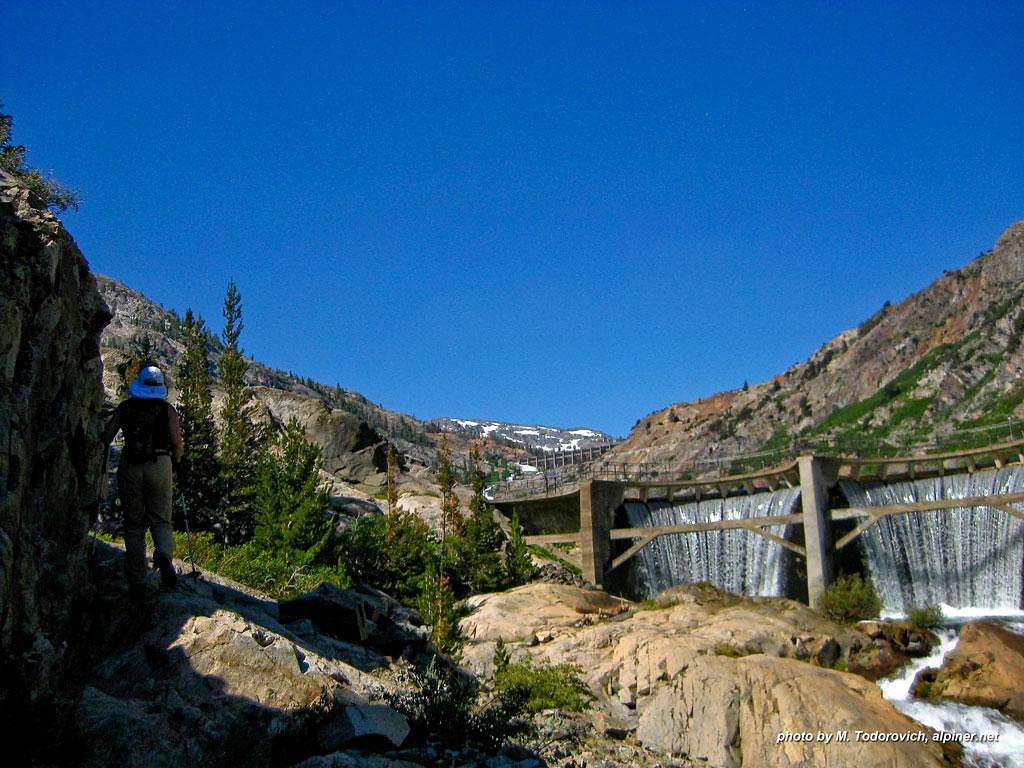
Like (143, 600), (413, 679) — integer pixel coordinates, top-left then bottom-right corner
(495, 491), (581, 536)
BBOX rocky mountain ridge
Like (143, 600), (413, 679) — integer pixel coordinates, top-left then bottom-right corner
(606, 220), (1024, 471)
(97, 275), (611, 473)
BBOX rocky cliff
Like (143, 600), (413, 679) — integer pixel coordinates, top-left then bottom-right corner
(608, 221), (1024, 470)
(0, 171), (110, 710)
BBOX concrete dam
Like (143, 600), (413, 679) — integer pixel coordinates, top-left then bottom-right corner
(489, 438), (1024, 610)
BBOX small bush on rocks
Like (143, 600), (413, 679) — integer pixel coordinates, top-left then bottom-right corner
(339, 512), (436, 604)
(907, 603), (943, 630)
(387, 658), (532, 751)
(816, 573), (882, 624)
(492, 652), (592, 714)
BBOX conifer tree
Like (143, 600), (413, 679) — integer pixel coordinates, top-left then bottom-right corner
(505, 510), (534, 586)
(456, 440), (505, 593)
(418, 562), (462, 656)
(218, 280), (263, 543)
(386, 442), (399, 515)
(120, 334), (155, 397)
(253, 418), (330, 555)
(175, 309), (221, 530)
(437, 430), (464, 543)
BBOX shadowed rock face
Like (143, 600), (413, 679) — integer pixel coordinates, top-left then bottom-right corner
(0, 171), (111, 707)
(75, 542), (410, 768)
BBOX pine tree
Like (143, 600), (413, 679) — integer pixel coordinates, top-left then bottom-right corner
(418, 562), (462, 656)
(505, 510), (534, 586)
(386, 442), (399, 515)
(175, 309), (221, 531)
(456, 440), (505, 593)
(437, 430), (464, 543)
(253, 418), (330, 555)
(120, 334), (155, 397)
(218, 280), (263, 544)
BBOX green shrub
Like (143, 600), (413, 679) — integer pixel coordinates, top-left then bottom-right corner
(173, 533), (349, 600)
(387, 658), (531, 751)
(339, 512), (436, 603)
(492, 657), (592, 713)
(907, 603), (943, 630)
(713, 642), (749, 658)
(0, 105), (81, 211)
(816, 574), (882, 624)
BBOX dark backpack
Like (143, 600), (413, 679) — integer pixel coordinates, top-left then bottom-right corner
(120, 400), (170, 465)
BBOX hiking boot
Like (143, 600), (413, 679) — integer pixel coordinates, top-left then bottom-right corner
(153, 552), (178, 589)
(128, 583), (151, 604)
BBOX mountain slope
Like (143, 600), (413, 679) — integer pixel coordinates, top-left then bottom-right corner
(607, 220), (1024, 470)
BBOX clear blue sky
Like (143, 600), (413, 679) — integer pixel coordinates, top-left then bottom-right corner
(4, 2), (1022, 436)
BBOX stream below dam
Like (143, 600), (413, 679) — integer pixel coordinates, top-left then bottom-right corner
(878, 616), (1024, 767)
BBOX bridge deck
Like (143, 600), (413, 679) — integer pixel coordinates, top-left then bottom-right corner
(493, 437), (1024, 506)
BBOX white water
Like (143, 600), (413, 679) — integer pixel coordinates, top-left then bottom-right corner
(841, 468), (1024, 613)
(879, 626), (1024, 767)
(623, 488), (801, 599)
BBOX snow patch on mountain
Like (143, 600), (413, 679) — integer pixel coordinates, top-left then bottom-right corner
(432, 417), (615, 452)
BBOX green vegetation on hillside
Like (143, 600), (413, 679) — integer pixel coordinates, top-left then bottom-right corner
(804, 344), (950, 452)
(0, 104), (80, 210)
(173, 532), (348, 600)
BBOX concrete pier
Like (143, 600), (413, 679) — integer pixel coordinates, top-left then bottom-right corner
(579, 480), (624, 587)
(798, 455), (836, 606)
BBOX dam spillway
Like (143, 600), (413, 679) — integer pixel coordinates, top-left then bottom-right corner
(841, 467), (1024, 613)
(623, 488), (802, 599)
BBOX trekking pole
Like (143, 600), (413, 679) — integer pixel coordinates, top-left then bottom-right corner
(89, 445), (111, 565)
(178, 494), (199, 576)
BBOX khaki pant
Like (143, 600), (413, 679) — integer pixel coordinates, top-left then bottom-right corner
(117, 454), (174, 587)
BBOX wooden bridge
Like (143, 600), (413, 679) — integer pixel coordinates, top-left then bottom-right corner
(489, 438), (1024, 605)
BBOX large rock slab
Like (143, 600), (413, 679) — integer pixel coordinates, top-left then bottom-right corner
(637, 655), (954, 768)
(460, 583), (957, 767)
(76, 543), (409, 767)
(459, 583), (630, 643)
(912, 620), (1024, 722)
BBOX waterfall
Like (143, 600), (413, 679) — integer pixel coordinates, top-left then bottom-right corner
(623, 488), (801, 599)
(841, 467), (1024, 613)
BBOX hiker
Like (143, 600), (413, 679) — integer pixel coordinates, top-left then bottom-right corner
(102, 365), (185, 601)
